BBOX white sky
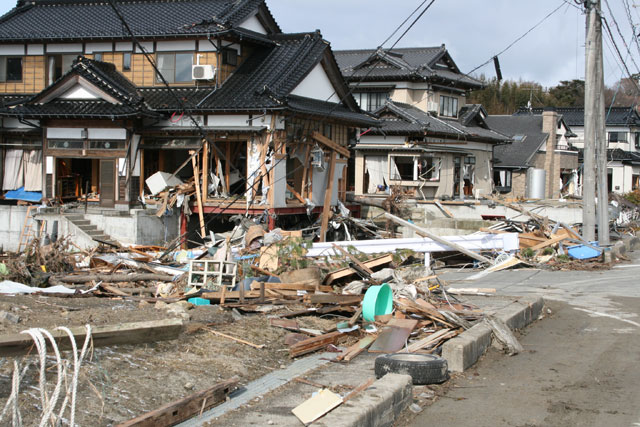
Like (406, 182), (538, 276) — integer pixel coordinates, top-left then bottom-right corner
(0, 0), (638, 89)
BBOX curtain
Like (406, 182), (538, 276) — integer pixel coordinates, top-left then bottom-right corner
(365, 156), (386, 193)
(3, 149), (24, 190)
(23, 150), (43, 192)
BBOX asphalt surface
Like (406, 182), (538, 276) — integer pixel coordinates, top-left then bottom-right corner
(408, 252), (640, 427)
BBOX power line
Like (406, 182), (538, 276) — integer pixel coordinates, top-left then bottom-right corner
(602, 0), (640, 73)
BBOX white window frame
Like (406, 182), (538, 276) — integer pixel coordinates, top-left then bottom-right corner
(439, 95), (458, 118)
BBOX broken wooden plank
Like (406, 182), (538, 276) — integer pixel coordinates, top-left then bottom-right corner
(407, 329), (455, 353)
(434, 200), (454, 218)
(319, 151), (336, 243)
(55, 273), (175, 284)
(305, 294), (363, 305)
(251, 281), (332, 293)
(331, 244), (374, 276)
(342, 378), (376, 403)
(336, 335), (377, 362)
(116, 377), (237, 427)
(529, 234), (568, 251)
(0, 319), (183, 357)
(324, 254), (393, 285)
(292, 388), (343, 425)
(206, 328), (265, 349)
(395, 297), (446, 322)
(311, 131), (351, 158)
(190, 152), (206, 238)
(445, 288), (497, 295)
(484, 315), (523, 355)
(289, 331), (344, 358)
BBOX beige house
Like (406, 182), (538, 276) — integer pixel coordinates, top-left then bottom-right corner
(334, 46), (510, 199)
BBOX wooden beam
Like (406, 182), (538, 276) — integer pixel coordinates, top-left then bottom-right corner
(319, 151), (336, 242)
(0, 319), (183, 357)
(116, 377), (237, 427)
(289, 331), (344, 358)
(311, 131), (350, 158)
(202, 141), (209, 203)
(190, 151), (206, 238)
(384, 212), (493, 265)
(324, 254), (393, 285)
(529, 234), (568, 251)
(287, 184), (306, 204)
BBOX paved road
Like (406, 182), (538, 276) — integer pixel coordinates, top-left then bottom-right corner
(408, 252), (640, 427)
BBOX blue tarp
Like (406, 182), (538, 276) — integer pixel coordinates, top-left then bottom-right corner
(567, 242), (601, 260)
(4, 187), (42, 203)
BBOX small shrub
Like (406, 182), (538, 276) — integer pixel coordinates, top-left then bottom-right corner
(542, 247), (555, 256)
(521, 247), (534, 258)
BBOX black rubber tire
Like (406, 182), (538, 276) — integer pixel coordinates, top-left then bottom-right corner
(374, 353), (449, 385)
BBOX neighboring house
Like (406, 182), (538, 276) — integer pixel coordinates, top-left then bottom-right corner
(515, 106), (640, 194)
(486, 109), (579, 199)
(334, 46), (510, 199)
(0, 0), (374, 245)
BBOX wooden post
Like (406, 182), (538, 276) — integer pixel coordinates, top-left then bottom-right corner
(301, 144), (311, 199)
(225, 141), (231, 193)
(202, 140), (209, 203)
(320, 151), (336, 242)
(190, 151), (206, 239)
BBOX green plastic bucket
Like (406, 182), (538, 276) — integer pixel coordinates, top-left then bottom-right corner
(362, 283), (393, 322)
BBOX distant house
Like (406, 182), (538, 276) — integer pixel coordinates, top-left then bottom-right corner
(0, 0), (374, 247)
(515, 106), (640, 194)
(486, 109), (579, 198)
(334, 46), (510, 199)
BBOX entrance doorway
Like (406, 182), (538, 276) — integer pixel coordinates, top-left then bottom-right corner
(55, 157), (116, 207)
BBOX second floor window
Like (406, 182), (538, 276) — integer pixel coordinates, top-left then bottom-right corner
(353, 92), (388, 112)
(47, 54), (76, 85)
(0, 57), (22, 82)
(157, 53), (193, 84)
(123, 53), (132, 71)
(608, 131), (628, 143)
(440, 95), (458, 117)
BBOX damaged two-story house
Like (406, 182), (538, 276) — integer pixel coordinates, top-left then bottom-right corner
(0, 0), (375, 248)
(334, 46), (510, 200)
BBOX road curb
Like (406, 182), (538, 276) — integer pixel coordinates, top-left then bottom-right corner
(442, 295), (544, 372)
(315, 373), (412, 427)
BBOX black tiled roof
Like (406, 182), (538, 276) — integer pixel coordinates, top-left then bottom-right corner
(1, 100), (149, 118)
(365, 101), (509, 143)
(514, 106), (640, 127)
(334, 46), (482, 88)
(0, 34), (373, 125)
(0, 0), (275, 41)
(485, 115), (549, 168)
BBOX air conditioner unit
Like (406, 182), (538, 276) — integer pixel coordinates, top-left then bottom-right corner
(192, 64), (216, 80)
(427, 101), (438, 113)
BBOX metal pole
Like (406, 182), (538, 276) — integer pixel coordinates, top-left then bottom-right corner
(594, 1), (610, 245)
(582, 0), (598, 241)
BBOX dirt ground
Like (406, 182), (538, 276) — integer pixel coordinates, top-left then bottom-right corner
(398, 298), (640, 427)
(0, 294), (340, 426)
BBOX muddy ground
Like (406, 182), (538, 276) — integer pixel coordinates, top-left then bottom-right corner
(0, 294), (341, 426)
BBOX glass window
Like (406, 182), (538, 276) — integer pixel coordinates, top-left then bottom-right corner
(47, 54), (77, 85)
(93, 52), (103, 62)
(0, 57), (23, 82)
(389, 155), (441, 181)
(157, 53), (193, 83)
(608, 131), (628, 143)
(635, 132), (640, 150)
(352, 92), (388, 112)
(439, 95), (458, 117)
(222, 48), (238, 66)
(123, 52), (131, 71)
(47, 139), (84, 149)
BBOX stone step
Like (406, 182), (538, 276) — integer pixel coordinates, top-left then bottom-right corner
(79, 225), (98, 231)
(70, 219), (91, 226)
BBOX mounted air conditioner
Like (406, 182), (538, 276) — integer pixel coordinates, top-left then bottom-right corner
(192, 64), (216, 80)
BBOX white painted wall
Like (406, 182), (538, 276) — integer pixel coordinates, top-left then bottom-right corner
(46, 43), (83, 53)
(47, 128), (83, 139)
(290, 63), (339, 103)
(87, 128), (127, 140)
(240, 14), (268, 34)
(156, 40), (196, 52)
(27, 44), (44, 55)
(59, 84), (100, 100)
(85, 42), (113, 53)
(0, 44), (24, 55)
(207, 115), (249, 127)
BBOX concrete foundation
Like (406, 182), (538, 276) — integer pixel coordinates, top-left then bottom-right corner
(0, 205), (180, 251)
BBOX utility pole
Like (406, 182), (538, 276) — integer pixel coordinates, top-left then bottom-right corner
(582, 0), (600, 242)
(595, 4), (610, 246)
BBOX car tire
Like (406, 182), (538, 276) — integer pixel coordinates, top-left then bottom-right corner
(374, 353), (449, 385)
